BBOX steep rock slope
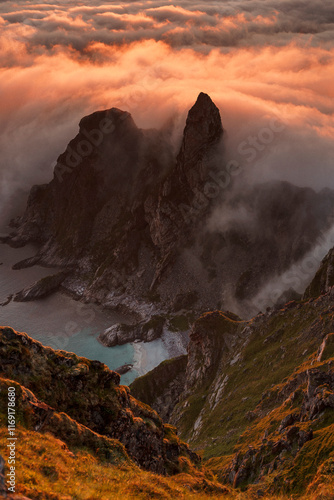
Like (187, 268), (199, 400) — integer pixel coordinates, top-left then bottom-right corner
(221, 335), (334, 494)
(6, 94), (222, 276)
(131, 285), (334, 495)
(0, 326), (198, 475)
(129, 355), (188, 421)
(0, 380), (228, 500)
(304, 246), (334, 299)
(0, 376), (131, 466)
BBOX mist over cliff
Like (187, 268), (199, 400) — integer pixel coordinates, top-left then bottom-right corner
(1, 92), (333, 322)
(1, 1), (334, 227)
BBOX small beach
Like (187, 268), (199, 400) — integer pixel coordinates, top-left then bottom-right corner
(0, 241), (188, 385)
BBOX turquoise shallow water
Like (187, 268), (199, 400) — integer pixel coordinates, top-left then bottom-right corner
(0, 241), (187, 385)
(32, 326), (136, 386)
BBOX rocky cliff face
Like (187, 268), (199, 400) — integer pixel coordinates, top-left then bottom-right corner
(304, 247), (334, 299)
(130, 273), (334, 496)
(4, 93), (334, 322)
(143, 92), (224, 285)
(130, 355), (188, 421)
(222, 331), (334, 493)
(0, 326), (198, 475)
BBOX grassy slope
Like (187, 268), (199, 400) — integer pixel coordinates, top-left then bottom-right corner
(1, 295), (334, 497)
(175, 298), (334, 459)
(0, 326), (201, 476)
(215, 353), (334, 495)
(0, 428), (232, 500)
(0, 374), (230, 499)
(1, 425), (332, 499)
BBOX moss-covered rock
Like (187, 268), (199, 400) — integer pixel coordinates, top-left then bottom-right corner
(130, 355), (188, 421)
(0, 326), (199, 475)
(0, 377), (131, 466)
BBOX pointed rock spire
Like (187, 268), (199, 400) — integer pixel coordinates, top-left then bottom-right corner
(176, 92), (223, 189)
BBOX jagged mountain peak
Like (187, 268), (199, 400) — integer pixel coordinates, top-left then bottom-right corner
(78, 107), (133, 130)
(177, 93), (223, 178)
(188, 92), (221, 122)
(6, 94), (334, 318)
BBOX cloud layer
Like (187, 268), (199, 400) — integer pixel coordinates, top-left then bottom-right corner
(0, 0), (334, 226)
(2, 0), (334, 59)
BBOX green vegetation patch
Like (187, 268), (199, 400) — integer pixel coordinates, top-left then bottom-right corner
(286, 424), (334, 494)
(130, 355), (187, 406)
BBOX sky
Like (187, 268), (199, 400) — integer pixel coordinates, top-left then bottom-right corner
(0, 0), (334, 224)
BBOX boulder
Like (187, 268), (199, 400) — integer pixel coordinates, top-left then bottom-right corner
(13, 271), (70, 302)
(98, 315), (165, 347)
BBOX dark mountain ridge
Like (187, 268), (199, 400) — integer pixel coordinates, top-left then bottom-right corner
(2, 93), (334, 326)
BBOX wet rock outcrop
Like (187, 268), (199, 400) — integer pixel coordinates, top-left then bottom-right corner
(13, 271), (70, 302)
(98, 315), (165, 347)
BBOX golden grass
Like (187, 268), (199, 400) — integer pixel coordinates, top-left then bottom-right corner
(0, 427), (231, 499)
(1, 426), (333, 499)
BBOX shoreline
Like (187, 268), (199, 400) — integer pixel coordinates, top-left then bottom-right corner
(0, 241), (189, 385)
(132, 342), (147, 377)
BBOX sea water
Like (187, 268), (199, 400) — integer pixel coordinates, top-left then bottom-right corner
(0, 242), (187, 385)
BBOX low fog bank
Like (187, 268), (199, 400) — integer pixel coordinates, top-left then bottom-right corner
(1, 0), (334, 55)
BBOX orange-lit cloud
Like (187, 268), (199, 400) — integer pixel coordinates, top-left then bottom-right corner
(0, 0), (334, 223)
(2, 0), (334, 56)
